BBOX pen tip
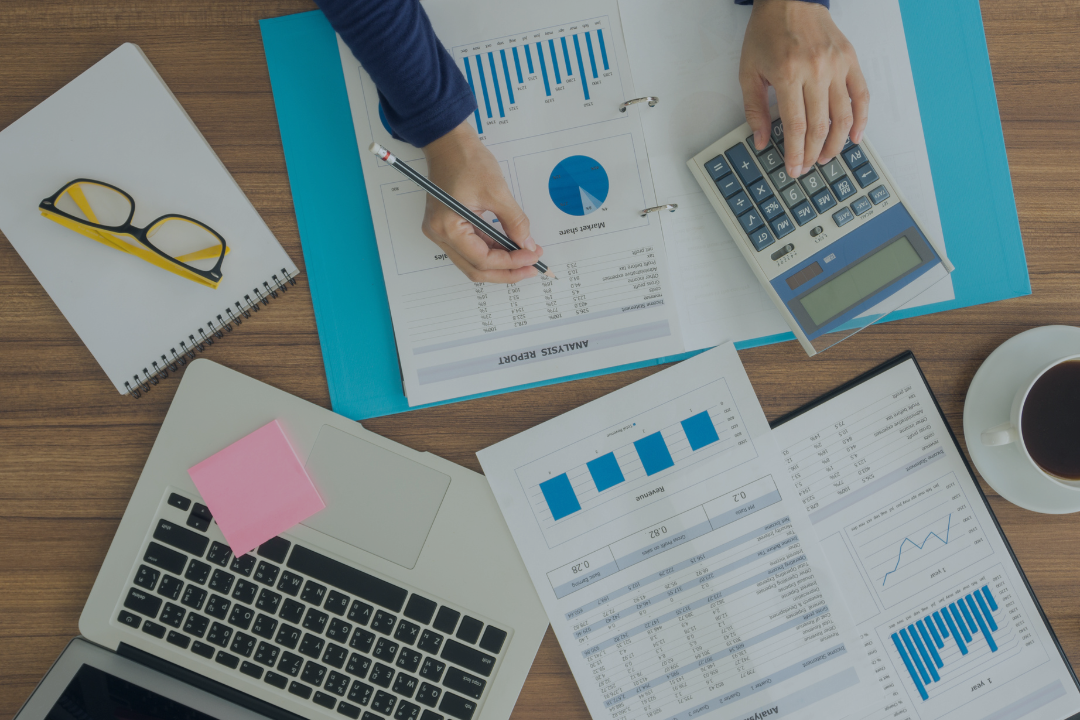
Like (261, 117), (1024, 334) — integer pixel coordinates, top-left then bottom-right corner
(546, 272), (559, 280)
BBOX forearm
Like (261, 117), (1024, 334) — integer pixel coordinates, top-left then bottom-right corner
(735, 0), (830, 8)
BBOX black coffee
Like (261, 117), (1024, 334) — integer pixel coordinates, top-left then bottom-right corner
(1021, 360), (1080, 480)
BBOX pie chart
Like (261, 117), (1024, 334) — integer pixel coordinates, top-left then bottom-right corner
(548, 155), (609, 216)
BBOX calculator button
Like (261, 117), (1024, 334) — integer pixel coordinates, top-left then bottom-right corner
(818, 158), (846, 183)
(791, 201), (817, 226)
(747, 134), (769, 155)
(748, 227), (775, 252)
(832, 207), (855, 227)
(738, 209), (766, 235)
(759, 148), (783, 173)
(799, 170), (827, 196)
(769, 214), (796, 239)
(725, 144), (763, 185)
(704, 155), (733, 182)
(831, 176), (856, 201)
(869, 185), (891, 204)
(760, 196), (785, 221)
(777, 140), (785, 157)
(855, 163), (880, 188)
(842, 144), (869, 170)
(780, 183), (807, 209)
(727, 191), (753, 216)
(851, 196), (873, 215)
(811, 189), (837, 213)
(715, 175), (741, 198)
(747, 180), (774, 204)
(771, 118), (784, 142)
(769, 167), (795, 191)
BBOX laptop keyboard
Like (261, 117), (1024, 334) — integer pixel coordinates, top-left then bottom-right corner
(115, 488), (511, 720)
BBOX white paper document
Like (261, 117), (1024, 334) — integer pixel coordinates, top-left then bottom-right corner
(478, 344), (878, 720)
(338, 0), (684, 406)
(770, 358), (1080, 720)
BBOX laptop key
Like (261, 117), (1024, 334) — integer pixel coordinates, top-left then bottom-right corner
(338, 702), (362, 719)
(416, 683), (441, 708)
(279, 651), (304, 677)
(168, 493), (191, 511)
(302, 580), (327, 605)
(183, 612), (209, 638)
(124, 588), (162, 618)
(278, 571), (304, 597)
(233, 579), (259, 605)
(326, 590), (350, 616)
(347, 653), (373, 678)
(166, 631), (190, 649)
(479, 626), (507, 654)
(181, 585), (206, 610)
(288, 545), (408, 613)
(323, 643), (348, 669)
(252, 613), (278, 639)
(438, 692), (477, 720)
(397, 649), (422, 673)
(395, 701), (421, 720)
(280, 599), (305, 623)
(160, 603), (186, 628)
(417, 631), (443, 655)
(254, 561), (280, 587)
(256, 589), (282, 614)
(158, 575), (184, 601)
(442, 667), (485, 700)
(419, 658), (445, 683)
(403, 595), (437, 625)
(144, 542), (186, 574)
(370, 662), (395, 688)
(254, 641), (280, 667)
(326, 670), (351, 696)
(209, 569), (234, 594)
(304, 608), (330, 633)
(315, 692), (337, 710)
(327, 618), (352, 642)
(289, 681), (312, 699)
(393, 673), (418, 698)
(432, 608), (459, 634)
(230, 632), (257, 658)
(395, 620), (420, 645)
(349, 601), (374, 625)
(372, 611), (397, 635)
(231, 554), (257, 577)
(373, 637), (399, 662)
(300, 633), (326, 659)
(207, 622), (233, 648)
(302, 661), (327, 686)
(117, 610), (141, 629)
(216, 651), (240, 669)
(134, 565), (160, 590)
(258, 536), (291, 563)
(191, 641), (215, 659)
(205, 594), (231, 620)
(265, 671), (288, 689)
(348, 680), (374, 706)
(372, 690), (397, 716)
(420, 712), (443, 720)
(440, 641), (495, 677)
(276, 624), (302, 649)
(240, 661), (263, 679)
(142, 620), (166, 639)
(206, 541), (232, 567)
(155, 520), (209, 557)
(351, 628), (376, 653)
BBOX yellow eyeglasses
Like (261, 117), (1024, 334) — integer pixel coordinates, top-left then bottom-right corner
(39, 179), (229, 289)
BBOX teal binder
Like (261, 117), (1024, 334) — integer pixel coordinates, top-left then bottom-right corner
(259, 1), (1028, 421)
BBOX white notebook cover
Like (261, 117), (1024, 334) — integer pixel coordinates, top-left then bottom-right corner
(0, 43), (299, 394)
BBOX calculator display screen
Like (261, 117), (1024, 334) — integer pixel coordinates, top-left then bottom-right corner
(799, 235), (923, 325)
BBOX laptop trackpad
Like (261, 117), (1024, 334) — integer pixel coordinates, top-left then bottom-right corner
(301, 425), (450, 570)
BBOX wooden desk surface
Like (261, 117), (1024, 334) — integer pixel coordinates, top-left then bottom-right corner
(2, 1), (1079, 716)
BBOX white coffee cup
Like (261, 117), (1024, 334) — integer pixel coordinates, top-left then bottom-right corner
(980, 353), (1080, 490)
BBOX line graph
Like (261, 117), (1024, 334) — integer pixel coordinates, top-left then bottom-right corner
(882, 513), (952, 586)
(846, 474), (992, 608)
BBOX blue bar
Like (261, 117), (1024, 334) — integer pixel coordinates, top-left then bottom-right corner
(943, 606), (968, 654)
(949, 603), (972, 643)
(462, 57), (483, 134)
(587, 453), (625, 492)
(916, 620), (943, 669)
(976, 590), (998, 630)
(909, 625), (940, 681)
(573, 35), (590, 101)
(512, 46), (523, 83)
(927, 614), (944, 648)
(968, 595), (998, 651)
(598, 28), (609, 70)
(933, 610), (949, 639)
(536, 42), (551, 96)
(634, 433), (675, 475)
(548, 40), (563, 84)
(983, 585), (998, 611)
(900, 628), (931, 685)
(474, 55), (492, 118)
(893, 633), (929, 701)
(681, 411), (720, 451)
(585, 32), (598, 77)
(525, 44), (534, 74)
(561, 36), (573, 75)
(540, 474), (581, 520)
(959, 597), (979, 635)
(487, 53), (504, 117)
(499, 50), (515, 106)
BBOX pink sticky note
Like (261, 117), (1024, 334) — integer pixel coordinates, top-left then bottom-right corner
(188, 419), (325, 557)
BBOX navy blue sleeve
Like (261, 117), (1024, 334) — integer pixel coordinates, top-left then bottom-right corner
(315, 0), (477, 148)
(736, 0), (830, 7)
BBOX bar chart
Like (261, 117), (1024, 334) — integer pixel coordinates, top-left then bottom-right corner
(520, 377), (759, 548)
(451, 16), (625, 145)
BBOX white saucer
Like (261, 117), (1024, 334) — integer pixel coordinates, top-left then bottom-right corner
(963, 325), (1080, 514)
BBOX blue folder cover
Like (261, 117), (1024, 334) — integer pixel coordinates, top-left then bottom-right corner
(259, 0), (1027, 421)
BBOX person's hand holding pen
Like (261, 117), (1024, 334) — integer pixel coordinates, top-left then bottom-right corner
(739, 0), (869, 178)
(421, 120), (544, 283)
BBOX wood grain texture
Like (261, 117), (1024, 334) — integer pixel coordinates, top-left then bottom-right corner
(1, 0), (1078, 716)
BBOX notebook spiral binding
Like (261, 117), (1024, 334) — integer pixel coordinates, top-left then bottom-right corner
(620, 97), (677, 217)
(123, 269), (296, 399)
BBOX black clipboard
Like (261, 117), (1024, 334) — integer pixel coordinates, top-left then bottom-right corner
(772, 350), (1080, 718)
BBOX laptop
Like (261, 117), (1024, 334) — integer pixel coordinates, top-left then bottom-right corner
(14, 359), (548, 720)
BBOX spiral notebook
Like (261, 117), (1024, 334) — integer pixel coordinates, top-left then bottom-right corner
(0, 43), (299, 398)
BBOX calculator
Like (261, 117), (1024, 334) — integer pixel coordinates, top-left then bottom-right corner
(688, 116), (953, 356)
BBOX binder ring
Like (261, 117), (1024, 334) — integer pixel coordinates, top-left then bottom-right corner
(641, 203), (678, 217)
(620, 96), (659, 112)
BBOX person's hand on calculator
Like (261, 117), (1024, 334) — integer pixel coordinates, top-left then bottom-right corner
(739, 0), (869, 180)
